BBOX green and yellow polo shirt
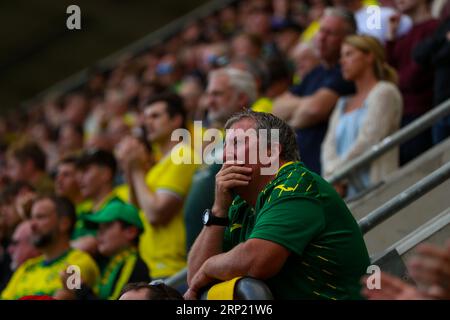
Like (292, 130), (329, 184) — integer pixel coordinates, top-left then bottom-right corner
(224, 162), (370, 300)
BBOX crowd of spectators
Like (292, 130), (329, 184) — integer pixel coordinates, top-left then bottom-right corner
(0, 0), (449, 300)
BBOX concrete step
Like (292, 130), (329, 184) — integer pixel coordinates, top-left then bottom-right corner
(370, 208), (450, 281)
(347, 137), (450, 255)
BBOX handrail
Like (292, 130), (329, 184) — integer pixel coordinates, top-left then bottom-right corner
(370, 207), (450, 262)
(164, 268), (188, 288)
(358, 160), (450, 234)
(21, 0), (239, 109)
(329, 98), (450, 186)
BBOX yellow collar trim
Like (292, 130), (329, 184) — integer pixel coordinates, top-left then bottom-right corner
(276, 161), (294, 176)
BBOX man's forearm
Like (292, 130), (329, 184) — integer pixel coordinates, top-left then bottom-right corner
(290, 90), (338, 128)
(188, 202), (230, 284)
(187, 224), (226, 286)
(129, 167), (157, 220)
(272, 93), (304, 121)
(290, 97), (319, 128)
(123, 165), (139, 208)
(189, 243), (253, 293)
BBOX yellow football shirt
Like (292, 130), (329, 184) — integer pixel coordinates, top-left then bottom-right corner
(115, 143), (200, 279)
(1, 249), (100, 300)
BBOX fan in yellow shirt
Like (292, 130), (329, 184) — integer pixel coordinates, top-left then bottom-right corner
(1, 249), (99, 300)
(1, 196), (99, 299)
(115, 93), (200, 279)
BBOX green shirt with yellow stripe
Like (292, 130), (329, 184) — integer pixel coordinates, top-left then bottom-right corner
(93, 247), (150, 300)
(224, 162), (370, 300)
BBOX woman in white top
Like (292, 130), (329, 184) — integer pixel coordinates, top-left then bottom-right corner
(321, 35), (402, 198)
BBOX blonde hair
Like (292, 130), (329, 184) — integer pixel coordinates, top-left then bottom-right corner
(344, 35), (398, 84)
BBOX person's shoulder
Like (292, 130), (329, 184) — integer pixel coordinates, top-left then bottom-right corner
(372, 81), (399, 93)
(370, 81), (401, 100)
(66, 249), (100, 286)
(266, 162), (322, 202)
(17, 255), (44, 272)
(67, 249), (97, 266)
(66, 249), (99, 280)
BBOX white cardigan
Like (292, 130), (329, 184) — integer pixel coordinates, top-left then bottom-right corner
(321, 81), (403, 184)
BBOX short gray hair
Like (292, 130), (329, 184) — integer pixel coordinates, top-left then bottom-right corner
(225, 109), (300, 162)
(323, 7), (357, 35)
(209, 67), (258, 104)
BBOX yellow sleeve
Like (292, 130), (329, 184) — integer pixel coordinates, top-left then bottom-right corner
(153, 146), (200, 197)
(1, 263), (27, 300)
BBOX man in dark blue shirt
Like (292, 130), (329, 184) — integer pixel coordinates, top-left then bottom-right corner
(273, 8), (356, 174)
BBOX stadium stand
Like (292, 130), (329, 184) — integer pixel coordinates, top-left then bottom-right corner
(1, 0), (449, 300)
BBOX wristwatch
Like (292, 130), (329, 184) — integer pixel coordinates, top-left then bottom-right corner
(202, 209), (229, 226)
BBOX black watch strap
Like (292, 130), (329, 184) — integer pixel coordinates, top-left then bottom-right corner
(203, 209), (229, 226)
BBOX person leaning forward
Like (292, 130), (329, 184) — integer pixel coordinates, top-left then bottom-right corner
(186, 110), (370, 300)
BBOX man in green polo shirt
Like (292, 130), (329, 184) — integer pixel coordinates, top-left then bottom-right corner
(186, 110), (370, 300)
(55, 200), (150, 300)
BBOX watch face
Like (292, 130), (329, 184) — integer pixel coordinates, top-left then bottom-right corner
(203, 211), (210, 225)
